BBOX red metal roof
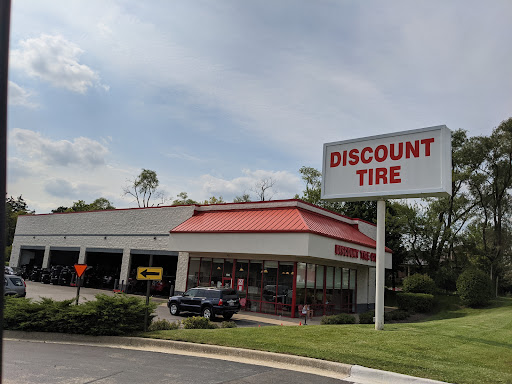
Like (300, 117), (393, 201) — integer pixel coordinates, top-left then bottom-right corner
(172, 207), (389, 251)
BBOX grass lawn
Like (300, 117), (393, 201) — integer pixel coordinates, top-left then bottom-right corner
(145, 297), (512, 384)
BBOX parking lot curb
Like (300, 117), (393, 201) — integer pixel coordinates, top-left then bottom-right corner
(4, 331), (450, 383)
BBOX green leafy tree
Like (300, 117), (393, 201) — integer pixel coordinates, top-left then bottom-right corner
(123, 169), (162, 207)
(464, 118), (512, 291)
(203, 196), (225, 204)
(172, 192), (198, 206)
(6, 195), (33, 245)
(60, 198), (115, 213)
(5, 195), (34, 263)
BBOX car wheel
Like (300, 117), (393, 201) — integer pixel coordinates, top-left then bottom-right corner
(169, 303), (180, 316)
(201, 306), (214, 320)
(223, 313), (233, 320)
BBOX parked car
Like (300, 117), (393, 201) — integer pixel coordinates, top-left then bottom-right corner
(168, 287), (240, 320)
(4, 266), (15, 275)
(4, 275), (26, 297)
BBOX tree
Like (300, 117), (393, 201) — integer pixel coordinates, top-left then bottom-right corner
(251, 177), (276, 201)
(203, 196), (225, 205)
(53, 198), (115, 213)
(123, 169), (162, 208)
(6, 195), (33, 246)
(89, 197), (115, 210)
(233, 193), (251, 203)
(465, 118), (512, 292)
(172, 192), (197, 206)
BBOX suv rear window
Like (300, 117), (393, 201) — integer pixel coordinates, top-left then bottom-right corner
(9, 277), (24, 286)
(222, 289), (237, 296)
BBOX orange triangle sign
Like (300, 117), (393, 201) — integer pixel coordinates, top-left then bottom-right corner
(74, 264), (87, 278)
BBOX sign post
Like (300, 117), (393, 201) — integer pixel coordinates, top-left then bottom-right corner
(137, 266), (163, 332)
(322, 126), (452, 330)
(375, 200), (386, 330)
(74, 264), (87, 305)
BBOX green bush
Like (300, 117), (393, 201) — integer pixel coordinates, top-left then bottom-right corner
(386, 309), (410, 321)
(220, 321), (237, 328)
(403, 274), (436, 294)
(3, 294), (157, 336)
(320, 313), (356, 325)
(396, 292), (434, 313)
(358, 309), (411, 324)
(182, 316), (218, 329)
(457, 269), (493, 307)
(149, 319), (180, 331)
(358, 311), (375, 324)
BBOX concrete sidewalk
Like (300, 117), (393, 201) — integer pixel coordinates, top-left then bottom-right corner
(4, 331), (450, 384)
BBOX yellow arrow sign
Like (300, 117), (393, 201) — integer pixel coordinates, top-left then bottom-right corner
(136, 267), (163, 280)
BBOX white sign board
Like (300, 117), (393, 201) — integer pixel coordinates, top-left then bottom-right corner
(322, 126), (452, 201)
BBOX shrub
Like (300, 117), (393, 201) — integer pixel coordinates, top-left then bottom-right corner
(220, 321), (237, 328)
(3, 294), (157, 336)
(149, 319), (180, 331)
(386, 309), (410, 321)
(182, 316), (218, 329)
(320, 313), (356, 325)
(403, 274), (436, 295)
(396, 292), (434, 313)
(457, 269), (493, 307)
(358, 311), (374, 324)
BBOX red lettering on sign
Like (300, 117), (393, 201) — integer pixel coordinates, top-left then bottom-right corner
(349, 148), (359, 165)
(330, 152), (341, 167)
(390, 166), (401, 184)
(374, 145), (388, 162)
(361, 147), (373, 164)
(421, 138), (435, 156)
(390, 142), (403, 160)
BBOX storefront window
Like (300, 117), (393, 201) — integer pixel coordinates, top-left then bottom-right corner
(187, 257), (200, 289)
(261, 261), (278, 314)
(342, 268), (349, 289)
(235, 260), (249, 297)
(306, 264), (316, 305)
(247, 260), (262, 312)
(198, 258), (212, 286)
(278, 262), (294, 309)
(325, 266), (334, 315)
(223, 260), (233, 288)
(333, 267), (342, 313)
(211, 259), (224, 288)
(350, 269), (357, 312)
(295, 262), (306, 309)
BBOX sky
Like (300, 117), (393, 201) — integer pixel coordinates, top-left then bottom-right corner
(6, 0), (512, 213)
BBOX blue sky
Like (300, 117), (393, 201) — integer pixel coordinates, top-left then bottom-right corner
(7, 0), (512, 213)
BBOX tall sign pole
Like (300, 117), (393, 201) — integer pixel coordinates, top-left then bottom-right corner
(375, 200), (386, 330)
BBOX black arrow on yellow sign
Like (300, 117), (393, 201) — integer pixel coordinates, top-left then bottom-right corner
(140, 269), (159, 278)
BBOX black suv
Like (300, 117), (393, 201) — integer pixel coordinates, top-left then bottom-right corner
(168, 287), (240, 320)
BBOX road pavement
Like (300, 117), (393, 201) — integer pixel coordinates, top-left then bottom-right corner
(3, 339), (353, 384)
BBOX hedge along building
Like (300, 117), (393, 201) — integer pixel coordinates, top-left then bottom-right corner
(10, 199), (392, 318)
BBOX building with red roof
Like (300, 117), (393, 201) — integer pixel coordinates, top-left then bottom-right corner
(10, 199), (392, 317)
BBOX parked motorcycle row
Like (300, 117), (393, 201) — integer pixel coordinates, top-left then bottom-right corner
(20, 265), (118, 289)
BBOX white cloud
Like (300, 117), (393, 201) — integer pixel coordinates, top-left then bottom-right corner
(10, 34), (107, 93)
(8, 81), (38, 108)
(195, 169), (302, 202)
(10, 128), (109, 167)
